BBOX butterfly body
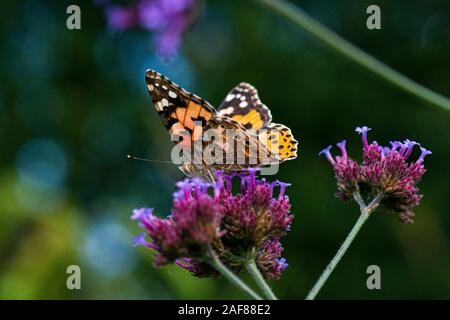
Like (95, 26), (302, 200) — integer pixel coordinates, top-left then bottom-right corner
(145, 69), (297, 181)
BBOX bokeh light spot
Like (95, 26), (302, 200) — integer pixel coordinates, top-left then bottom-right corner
(16, 138), (68, 190)
(83, 220), (136, 277)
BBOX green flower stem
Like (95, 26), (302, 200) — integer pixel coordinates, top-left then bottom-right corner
(208, 251), (262, 300)
(305, 193), (382, 300)
(305, 210), (370, 300)
(254, 0), (450, 113)
(246, 259), (278, 300)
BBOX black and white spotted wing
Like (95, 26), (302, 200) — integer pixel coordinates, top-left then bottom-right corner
(217, 82), (272, 130)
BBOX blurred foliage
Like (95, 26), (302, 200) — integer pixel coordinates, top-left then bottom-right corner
(0, 0), (449, 299)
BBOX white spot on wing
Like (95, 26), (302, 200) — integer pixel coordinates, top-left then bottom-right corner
(218, 106), (234, 115)
(225, 94), (235, 102)
(239, 101), (248, 108)
(169, 91), (177, 98)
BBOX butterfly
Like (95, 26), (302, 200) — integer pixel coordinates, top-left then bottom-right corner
(145, 69), (297, 181)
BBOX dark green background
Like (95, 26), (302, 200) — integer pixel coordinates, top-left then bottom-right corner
(0, 0), (449, 299)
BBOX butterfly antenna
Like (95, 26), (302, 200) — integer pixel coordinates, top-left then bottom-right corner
(127, 155), (173, 164)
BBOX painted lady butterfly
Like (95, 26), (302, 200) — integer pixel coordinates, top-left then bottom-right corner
(145, 69), (297, 181)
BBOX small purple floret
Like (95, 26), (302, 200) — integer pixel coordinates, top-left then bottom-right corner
(336, 140), (348, 158)
(131, 207), (153, 221)
(355, 126), (372, 149)
(417, 146), (432, 163)
(319, 145), (335, 164)
(278, 258), (288, 270)
(402, 140), (417, 159)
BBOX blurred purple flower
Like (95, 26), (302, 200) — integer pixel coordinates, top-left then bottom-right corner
(105, 5), (139, 30)
(320, 126), (430, 224)
(97, 0), (202, 57)
(132, 169), (294, 280)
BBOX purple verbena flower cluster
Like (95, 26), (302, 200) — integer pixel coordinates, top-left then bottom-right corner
(132, 178), (221, 266)
(132, 169), (293, 280)
(319, 126), (431, 224)
(97, 0), (201, 57)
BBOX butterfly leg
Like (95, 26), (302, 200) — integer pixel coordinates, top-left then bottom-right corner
(207, 169), (216, 183)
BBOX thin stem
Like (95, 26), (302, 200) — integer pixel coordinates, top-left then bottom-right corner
(246, 259), (278, 300)
(353, 191), (366, 211)
(208, 250), (262, 300)
(254, 0), (450, 113)
(305, 192), (382, 300)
